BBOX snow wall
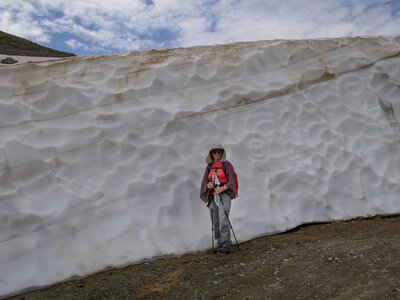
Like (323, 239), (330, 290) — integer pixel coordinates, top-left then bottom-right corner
(1, 35), (400, 297)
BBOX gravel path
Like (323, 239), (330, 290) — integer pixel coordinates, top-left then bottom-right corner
(7, 215), (400, 300)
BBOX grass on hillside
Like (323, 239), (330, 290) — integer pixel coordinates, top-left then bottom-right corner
(0, 31), (75, 57)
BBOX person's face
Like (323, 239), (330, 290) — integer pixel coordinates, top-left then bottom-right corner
(212, 149), (223, 161)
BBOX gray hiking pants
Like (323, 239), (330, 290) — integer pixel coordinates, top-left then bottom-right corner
(209, 193), (232, 248)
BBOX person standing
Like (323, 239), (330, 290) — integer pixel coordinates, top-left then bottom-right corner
(200, 144), (237, 254)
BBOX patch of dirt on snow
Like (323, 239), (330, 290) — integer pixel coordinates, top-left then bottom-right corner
(7, 215), (400, 300)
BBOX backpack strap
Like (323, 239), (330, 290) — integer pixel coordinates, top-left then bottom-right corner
(223, 161), (228, 180)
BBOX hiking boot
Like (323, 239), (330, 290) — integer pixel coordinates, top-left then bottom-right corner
(213, 244), (223, 253)
(217, 245), (231, 254)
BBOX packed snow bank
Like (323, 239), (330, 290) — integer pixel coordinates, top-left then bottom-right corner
(1, 35), (400, 297)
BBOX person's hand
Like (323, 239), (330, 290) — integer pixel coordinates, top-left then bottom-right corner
(215, 186), (227, 194)
(207, 182), (214, 189)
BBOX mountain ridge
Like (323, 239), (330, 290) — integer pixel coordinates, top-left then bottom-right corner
(0, 31), (75, 57)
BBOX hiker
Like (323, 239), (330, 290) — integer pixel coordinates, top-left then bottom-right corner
(200, 144), (237, 254)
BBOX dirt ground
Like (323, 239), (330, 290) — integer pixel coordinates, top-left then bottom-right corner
(7, 215), (400, 300)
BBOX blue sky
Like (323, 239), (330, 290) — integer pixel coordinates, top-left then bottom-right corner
(1, 0), (399, 56)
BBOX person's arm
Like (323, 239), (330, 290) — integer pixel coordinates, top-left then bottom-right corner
(224, 161), (236, 198)
(200, 167), (211, 203)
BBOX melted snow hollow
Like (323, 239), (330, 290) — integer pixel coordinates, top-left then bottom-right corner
(1, 36), (400, 297)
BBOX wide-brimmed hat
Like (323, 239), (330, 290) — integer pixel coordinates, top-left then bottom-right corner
(205, 144), (227, 164)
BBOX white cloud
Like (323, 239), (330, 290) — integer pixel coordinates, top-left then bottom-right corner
(65, 39), (85, 49)
(1, 0), (399, 55)
(176, 0), (400, 46)
(0, 1), (51, 43)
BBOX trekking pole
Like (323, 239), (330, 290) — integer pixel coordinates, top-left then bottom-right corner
(207, 197), (214, 252)
(220, 198), (240, 251)
(211, 202), (215, 252)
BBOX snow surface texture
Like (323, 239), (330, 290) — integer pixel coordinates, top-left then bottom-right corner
(1, 36), (400, 297)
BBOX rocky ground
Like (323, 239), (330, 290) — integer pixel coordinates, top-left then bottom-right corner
(7, 215), (400, 300)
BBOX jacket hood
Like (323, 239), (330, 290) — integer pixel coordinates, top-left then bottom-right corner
(205, 144), (227, 164)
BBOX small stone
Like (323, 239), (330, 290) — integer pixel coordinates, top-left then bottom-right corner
(1, 57), (18, 64)
(240, 263), (246, 266)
